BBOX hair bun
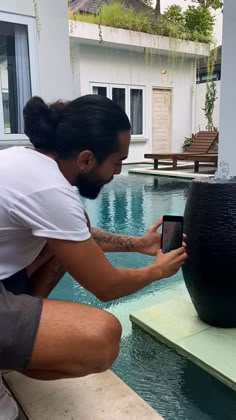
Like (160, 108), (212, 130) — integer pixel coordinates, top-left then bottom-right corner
(24, 96), (59, 149)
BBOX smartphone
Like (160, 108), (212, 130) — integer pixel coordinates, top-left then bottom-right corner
(161, 215), (184, 253)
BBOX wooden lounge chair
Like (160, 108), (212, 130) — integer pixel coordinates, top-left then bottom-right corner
(145, 131), (218, 173)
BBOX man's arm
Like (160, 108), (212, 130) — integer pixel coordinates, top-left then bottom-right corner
(86, 213), (164, 256)
(91, 228), (142, 253)
(84, 211), (142, 253)
(47, 237), (187, 301)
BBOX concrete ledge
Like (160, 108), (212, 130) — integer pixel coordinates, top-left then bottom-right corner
(70, 21), (209, 58)
(129, 166), (214, 179)
(130, 294), (236, 392)
(4, 371), (163, 419)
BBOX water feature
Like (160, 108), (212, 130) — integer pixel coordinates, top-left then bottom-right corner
(50, 168), (236, 419)
(214, 160), (231, 181)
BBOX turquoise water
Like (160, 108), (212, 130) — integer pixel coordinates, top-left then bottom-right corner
(51, 169), (236, 419)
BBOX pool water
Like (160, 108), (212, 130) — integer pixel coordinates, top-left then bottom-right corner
(50, 170), (236, 419)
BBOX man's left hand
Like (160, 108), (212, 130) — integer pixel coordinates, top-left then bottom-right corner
(137, 218), (163, 256)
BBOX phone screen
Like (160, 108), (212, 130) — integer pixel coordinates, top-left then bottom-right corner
(162, 217), (183, 253)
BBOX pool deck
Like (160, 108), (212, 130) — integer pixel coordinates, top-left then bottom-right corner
(4, 370), (163, 420)
(130, 293), (236, 392)
(129, 162), (216, 179)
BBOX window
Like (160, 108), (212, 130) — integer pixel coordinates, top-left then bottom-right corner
(91, 83), (145, 137)
(196, 72), (221, 84)
(0, 13), (38, 139)
(92, 86), (107, 97)
(112, 87), (126, 111)
(130, 89), (143, 135)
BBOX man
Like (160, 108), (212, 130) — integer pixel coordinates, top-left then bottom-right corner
(0, 95), (187, 419)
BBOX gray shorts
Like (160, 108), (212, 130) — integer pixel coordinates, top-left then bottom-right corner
(0, 270), (42, 370)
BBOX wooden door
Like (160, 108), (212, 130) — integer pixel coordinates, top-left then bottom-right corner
(152, 88), (172, 153)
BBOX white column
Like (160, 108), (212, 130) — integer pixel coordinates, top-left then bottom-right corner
(38, 0), (72, 101)
(218, 0), (236, 176)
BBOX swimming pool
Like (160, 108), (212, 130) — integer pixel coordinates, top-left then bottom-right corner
(50, 169), (236, 419)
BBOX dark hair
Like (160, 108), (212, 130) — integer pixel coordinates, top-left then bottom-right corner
(23, 95), (131, 161)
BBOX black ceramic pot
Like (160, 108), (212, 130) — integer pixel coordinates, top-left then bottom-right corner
(182, 178), (236, 327)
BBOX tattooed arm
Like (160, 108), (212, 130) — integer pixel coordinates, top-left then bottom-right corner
(85, 211), (163, 255)
(91, 228), (141, 253)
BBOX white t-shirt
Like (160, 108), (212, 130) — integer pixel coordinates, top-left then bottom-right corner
(0, 147), (91, 279)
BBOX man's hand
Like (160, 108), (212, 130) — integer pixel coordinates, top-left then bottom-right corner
(138, 218), (186, 256)
(153, 247), (187, 279)
(137, 218), (163, 256)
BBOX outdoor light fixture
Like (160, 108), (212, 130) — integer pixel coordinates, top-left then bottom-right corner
(160, 70), (167, 74)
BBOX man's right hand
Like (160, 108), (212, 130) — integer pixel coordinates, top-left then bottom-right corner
(153, 247), (187, 279)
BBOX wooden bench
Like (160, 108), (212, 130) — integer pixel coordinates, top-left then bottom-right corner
(145, 131), (219, 173)
(145, 153), (218, 173)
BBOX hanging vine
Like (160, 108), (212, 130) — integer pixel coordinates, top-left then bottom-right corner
(68, 1), (77, 78)
(202, 46), (218, 131)
(97, 0), (104, 46)
(203, 81), (218, 131)
(32, 0), (41, 37)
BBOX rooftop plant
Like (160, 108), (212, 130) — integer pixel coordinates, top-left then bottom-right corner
(69, 1), (218, 44)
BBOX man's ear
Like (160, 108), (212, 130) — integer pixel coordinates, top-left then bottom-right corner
(76, 150), (96, 173)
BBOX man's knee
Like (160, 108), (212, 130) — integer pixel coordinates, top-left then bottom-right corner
(68, 312), (122, 376)
(27, 301), (122, 379)
(96, 313), (122, 372)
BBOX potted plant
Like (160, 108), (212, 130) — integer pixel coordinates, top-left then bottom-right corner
(183, 133), (196, 152)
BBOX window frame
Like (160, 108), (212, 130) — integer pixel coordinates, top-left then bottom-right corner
(0, 12), (40, 141)
(129, 86), (145, 138)
(91, 83), (109, 97)
(90, 82), (145, 139)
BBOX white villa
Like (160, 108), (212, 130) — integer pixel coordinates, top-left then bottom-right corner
(0, 0), (211, 162)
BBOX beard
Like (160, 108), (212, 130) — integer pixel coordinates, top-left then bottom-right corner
(74, 172), (113, 199)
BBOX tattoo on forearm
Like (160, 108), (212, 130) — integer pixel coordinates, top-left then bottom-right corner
(48, 261), (65, 289)
(31, 257), (65, 298)
(91, 228), (136, 252)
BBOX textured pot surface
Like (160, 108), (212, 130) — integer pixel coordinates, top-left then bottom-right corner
(183, 178), (236, 327)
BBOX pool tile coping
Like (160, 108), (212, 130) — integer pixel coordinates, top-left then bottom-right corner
(4, 370), (163, 420)
(130, 294), (236, 392)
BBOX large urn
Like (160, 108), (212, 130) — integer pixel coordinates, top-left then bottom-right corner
(182, 178), (236, 327)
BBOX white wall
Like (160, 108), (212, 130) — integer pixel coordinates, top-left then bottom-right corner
(0, 0), (72, 103)
(0, 0), (34, 16)
(34, 0), (72, 101)
(71, 42), (196, 162)
(218, 0), (236, 176)
(195, 80), (220, 132)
